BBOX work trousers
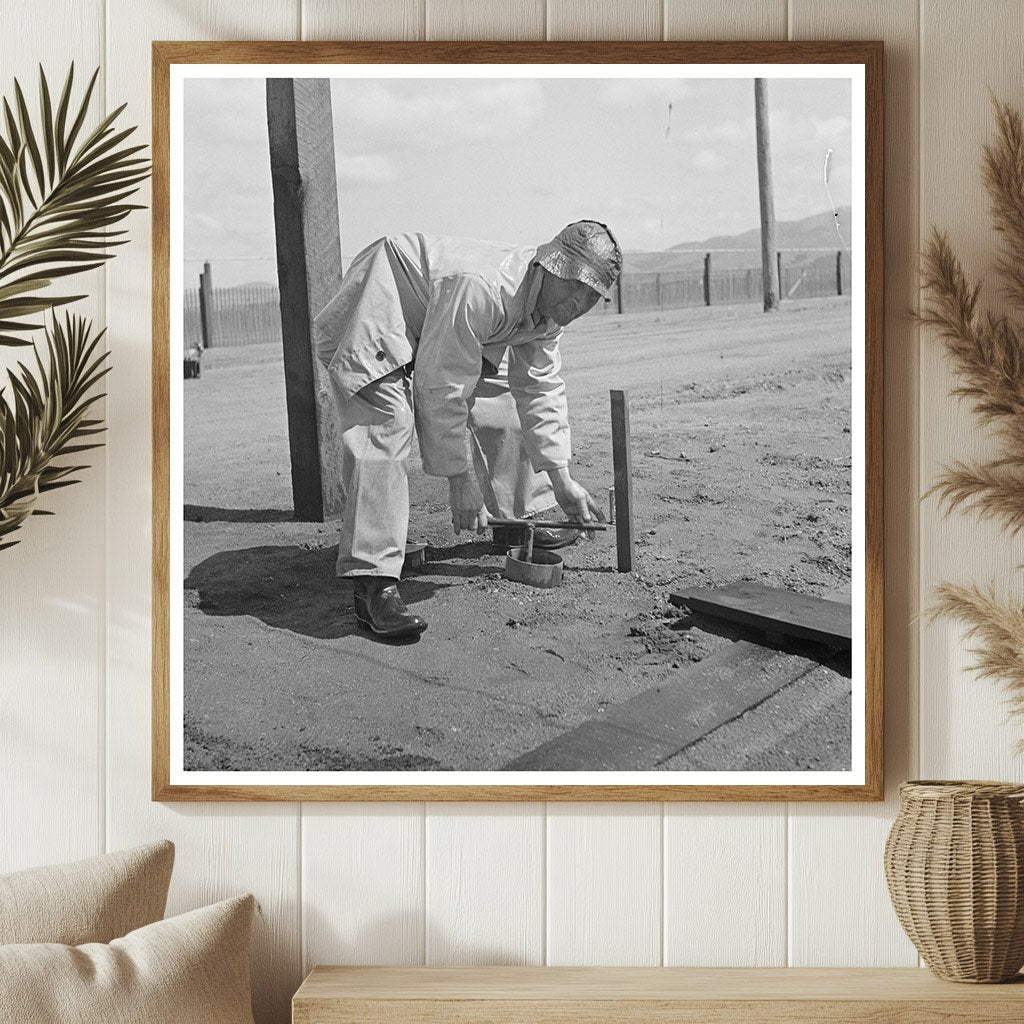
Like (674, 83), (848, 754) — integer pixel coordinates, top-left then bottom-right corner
(332, 360), (555, 578)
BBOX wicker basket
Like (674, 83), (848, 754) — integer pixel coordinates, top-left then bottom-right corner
(884, 780), (1024, 982)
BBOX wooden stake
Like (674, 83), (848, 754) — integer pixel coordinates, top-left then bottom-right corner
(754, 78), (780, 312)
(610, 389), (634, 573)
(703, 251), (711, 306)
(836, 249), (844, 296)
(198, 261), (214, 348)
(266, 78), (345, 521)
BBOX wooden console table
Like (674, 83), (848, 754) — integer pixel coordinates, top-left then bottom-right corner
(293, 966), (1024, 1022)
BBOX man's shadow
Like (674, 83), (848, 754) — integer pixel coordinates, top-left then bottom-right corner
(184, 544), (491, 642)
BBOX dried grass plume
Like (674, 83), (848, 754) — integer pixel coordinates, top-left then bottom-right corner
(920, 97), (1024, 727)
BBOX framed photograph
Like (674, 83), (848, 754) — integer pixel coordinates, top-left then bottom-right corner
(153, 41), (883, 801)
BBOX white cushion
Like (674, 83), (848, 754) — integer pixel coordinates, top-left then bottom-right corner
(0, 894), (256, 1024)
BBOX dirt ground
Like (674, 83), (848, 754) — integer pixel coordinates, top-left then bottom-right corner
(183, 295), (852, 771)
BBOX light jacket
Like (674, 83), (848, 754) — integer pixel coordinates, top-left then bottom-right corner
(313, 233), (571, 478)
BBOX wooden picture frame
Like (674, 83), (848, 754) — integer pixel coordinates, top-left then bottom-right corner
(153, 40), (883, 801)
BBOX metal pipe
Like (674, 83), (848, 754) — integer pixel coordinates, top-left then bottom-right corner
(488, 517), (609, 532)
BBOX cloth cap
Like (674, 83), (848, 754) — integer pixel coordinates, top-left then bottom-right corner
(535, 220), (622, 297)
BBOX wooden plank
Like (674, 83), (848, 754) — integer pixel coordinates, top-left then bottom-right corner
(424, 804), (544, 965)
(112, 8), (303, 1024)
(294, 965), (1024, 1004)
(670, 583), (852, 648)
(294, 998), (1024, 1024)
(546, 805), (661, 965)
(266, 76), (345, 521)
(297, 999), (1024, 1024)
(0, 0), (107, 877)
(658, 661), (850, 771)
(788, 0), (922, 972)
(609, 389), (635, 572)
(506, 643), (819, 770)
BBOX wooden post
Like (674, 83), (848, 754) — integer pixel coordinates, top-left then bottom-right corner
(198, 261), (214, 349)
(836, 249), (843, 296)
(703, 252), (711, 306)
(777, 250), (783, 302)
(615, 273), (623, 315)
(267, 78), (345, 522)
(754, 78), (780, 312)
(610, 389), (634, 573)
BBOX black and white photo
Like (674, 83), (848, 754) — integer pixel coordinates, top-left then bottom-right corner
(153, 42), (883, 800)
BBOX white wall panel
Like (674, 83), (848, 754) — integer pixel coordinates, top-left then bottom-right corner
(547, 804), (662, 964)
(664, 805), (786, 966)
(303, 804), (425, 970)
(918, 0), (1024, 780)
(103, 4), (302, 1022)
(787, 0), (921, 968)
(426, 0), (545, 41)
(547, 0), (662, 40)
(303, 0), (424, 40)
(425, 804), (544, 964)
(664, 0), (786, 40)
(0, 0), (106, 875)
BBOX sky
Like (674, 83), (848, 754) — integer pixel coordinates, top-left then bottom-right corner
(183, 74), (852, 287)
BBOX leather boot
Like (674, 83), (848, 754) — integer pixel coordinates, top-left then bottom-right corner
(353, 577), (427, 638)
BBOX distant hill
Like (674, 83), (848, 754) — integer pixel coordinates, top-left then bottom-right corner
(625, 206), (852, 274)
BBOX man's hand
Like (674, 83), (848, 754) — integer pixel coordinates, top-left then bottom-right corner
(448, 472), (490, 535)
(549, 468), (604, 526)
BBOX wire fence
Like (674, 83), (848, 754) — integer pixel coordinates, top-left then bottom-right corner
(184, 284), (282, 349)
(183, 249), (851, 349)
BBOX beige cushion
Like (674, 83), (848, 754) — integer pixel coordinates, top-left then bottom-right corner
(0, 840), (174, 945)
(0, 894), (256, 1024)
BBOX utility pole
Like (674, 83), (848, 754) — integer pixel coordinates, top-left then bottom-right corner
(754, 78), (779, 312)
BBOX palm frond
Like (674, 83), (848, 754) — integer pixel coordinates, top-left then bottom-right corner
(0, 312), (109, 548)
(0, 64), (149, 346)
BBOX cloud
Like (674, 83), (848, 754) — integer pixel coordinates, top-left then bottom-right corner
(692, 149), (721, 170)
(335, 153), (398, 186)
(682, 118), (751, 145)
(331, 79), (545, 149)
(599, 78), (693, 108)
(814, 115), (852, 141)
(184, 78), (268, 151)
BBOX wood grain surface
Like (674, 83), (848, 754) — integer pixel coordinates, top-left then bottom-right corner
(292, 967), (1024, 1023)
